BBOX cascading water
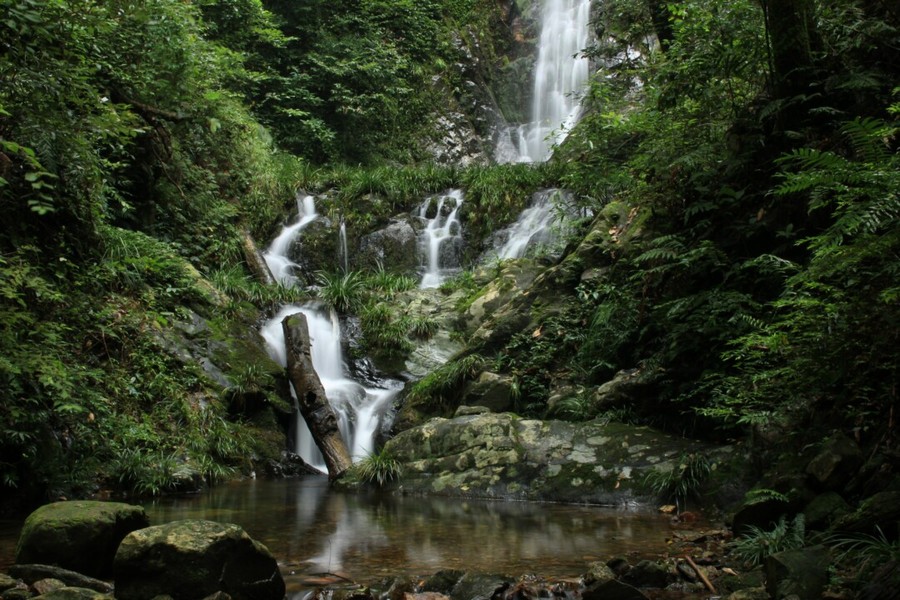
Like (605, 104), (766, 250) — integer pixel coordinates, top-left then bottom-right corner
(263, 194), (318, 285)
(498, 0), (592, 163)
(497, 191), (558, 259)
(496, 189), (577, 260)
(338, 220), (349, 273)
(260, 305), (398, 469)
(418, 189), (465, 289)
(260, 197), (399, 471)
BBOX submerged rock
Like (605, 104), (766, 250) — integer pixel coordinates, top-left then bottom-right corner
(14, 501), (149, 579)
(114, 520), (285, 600)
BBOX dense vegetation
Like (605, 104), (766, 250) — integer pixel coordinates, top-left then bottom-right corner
(1, 0), (898, 520)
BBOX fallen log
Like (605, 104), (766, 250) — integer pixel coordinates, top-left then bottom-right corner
(241, 229), (276, 287)
(283, 312), (352, 480)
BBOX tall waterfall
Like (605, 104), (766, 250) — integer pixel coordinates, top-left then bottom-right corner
(260, 197), (399, 470)
(499, 0), (592, 163)
(418, 189), (465, 289)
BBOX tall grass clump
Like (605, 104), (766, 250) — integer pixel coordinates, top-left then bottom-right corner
(356, 446), (403, 487)
(728, 514), (806, 567)
(405, 354), (485, 407)
(315, 270), (365, 313)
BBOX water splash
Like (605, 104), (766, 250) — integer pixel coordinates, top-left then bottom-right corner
(496, 189), (573, 259)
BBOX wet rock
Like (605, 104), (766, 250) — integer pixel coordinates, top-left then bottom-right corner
(724, 588), (769, 600)
(764, 545), (829, 600)
(114, 520), (285, 600)
(1, 586), (33, 600)
(31, 588), (109, 600)
(581, 578), (649, 600)
(605, 558), (631, 578)
(0, 577), (18, 594)
(621, 560), (670, 588)
(384, 413), (735, 503)
(332, 587), (375, 600)
(450, 572), (512, 600)
(590, 369), (647, 413)
(805, 433), (863, 490)
(30, 581), (64, 596)
(582, 563), (617, 585)
(404, 594), (449, 600)
(383, 576), (415, 600)
(802, 492), (851, 530)
(455, 405), (491, 417)
(14, 501), (149, 578)
(460, 372), (515, 413)
(421, 571), (465, 595)
(830, 490), (900, 535)
(7, 566), (111, 595)
(358, 217), (420, 276)
(287, 217), (338, 280)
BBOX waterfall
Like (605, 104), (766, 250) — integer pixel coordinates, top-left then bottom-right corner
(498, 191), (558, 259)
(261, 305), (398, 469)
(260, 196), (399, 471)
(263, 194), (318, 285)
(339, 220), (349, 273)
(418, 189), (465, 289)
(500, 0), (592, 163)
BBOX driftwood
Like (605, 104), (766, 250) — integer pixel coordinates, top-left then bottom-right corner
(283, 313), (352, 480)
(683, 555), (716, 594)
(241, 229), (276, 286)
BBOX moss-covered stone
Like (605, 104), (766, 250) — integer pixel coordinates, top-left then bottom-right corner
(382, 413), (739, 504)
(114, 520), (284, 600)
(14, 501), (149, 579)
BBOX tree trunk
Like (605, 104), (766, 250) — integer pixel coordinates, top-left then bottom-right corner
(283, 313), (352, 480)
(646, 0), (675, 49)
(759, 0), (819, 99)
(241, 229), (276, 287)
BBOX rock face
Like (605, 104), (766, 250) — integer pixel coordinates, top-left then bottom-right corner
(113, 520), (285, 600)
(381, 412), (735, 503)
(357, 217), (420, 275)
(15, 501), (149, 578)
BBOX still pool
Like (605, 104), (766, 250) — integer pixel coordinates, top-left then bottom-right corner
(1, 476), (682, 594)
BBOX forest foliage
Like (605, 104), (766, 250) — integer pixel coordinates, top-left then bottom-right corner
(1, 0), (898, 505)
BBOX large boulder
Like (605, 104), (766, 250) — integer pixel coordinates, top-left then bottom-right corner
(15, 501), (149, 578)
(113, 520), (284, 600)
(805, 432), (863, 490)
(764, 545), (830, 600)
(357, 217), (420, 275)
(378, 412), (737, 503)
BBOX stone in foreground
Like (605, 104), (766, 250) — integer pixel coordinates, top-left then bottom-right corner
(15, 501), (149, 578)
(114, 520), (285, 600)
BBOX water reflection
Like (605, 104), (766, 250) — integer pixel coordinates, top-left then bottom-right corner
(140, 477), (675, 589)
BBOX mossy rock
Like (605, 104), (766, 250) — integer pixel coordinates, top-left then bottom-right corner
(114, 520), (284, 600)
(15, 501), (149, 578)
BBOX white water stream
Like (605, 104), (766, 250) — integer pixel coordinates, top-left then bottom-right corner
(496, 189), (578, 260)
(418, 189), (465, 288)
(498, 0), (592, 163)
(260, 198), (399, 471)
(263, 194), (318, 286)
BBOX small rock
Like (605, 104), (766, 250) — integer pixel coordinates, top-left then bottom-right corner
(582, 579), (649, 600)
(454, 405), (491, 417)
(31, 588), (110, 600)
(31, 581), (65, 596)
(7, 567), (112, 595)
(806, 433), (862, 490)
(0, 576), (18, 594)
(724, 587), (769, 600)
(621, 560), (669, 588)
